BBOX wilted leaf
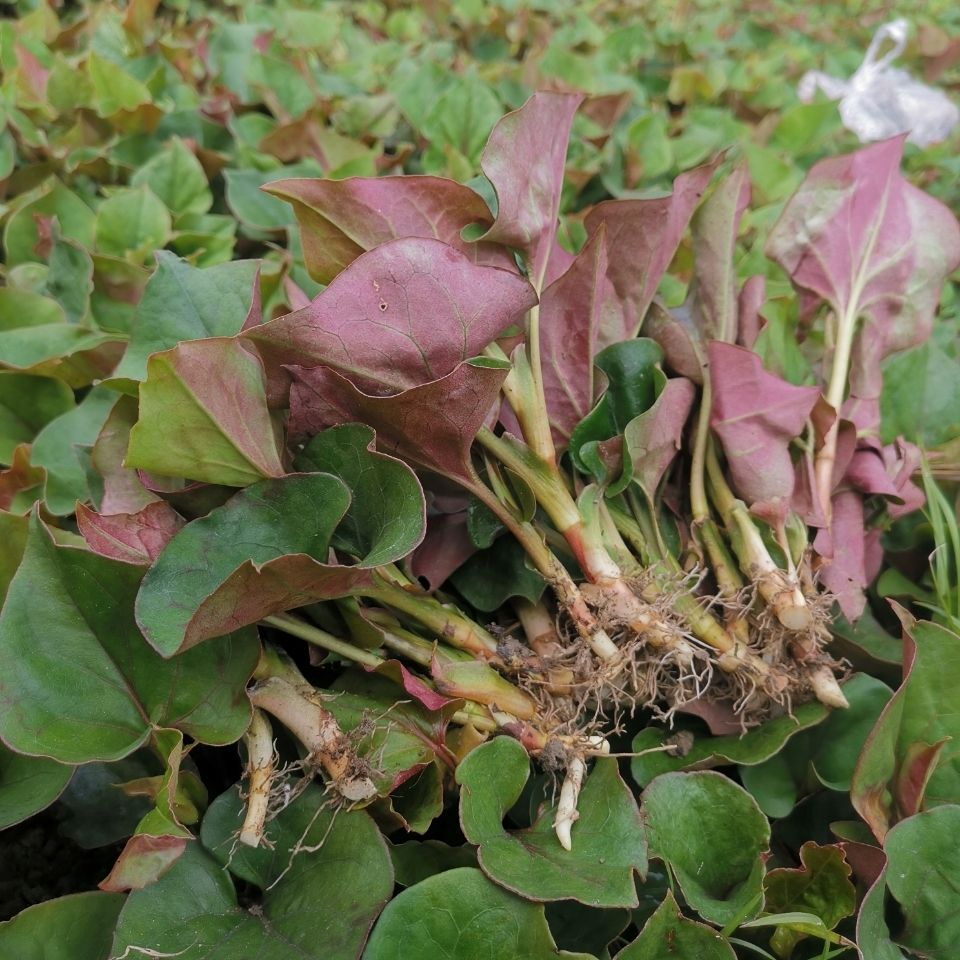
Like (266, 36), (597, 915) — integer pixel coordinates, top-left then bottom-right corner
(77, 500), (184, 565)
(585, 163), (716, 347)
(457, 737), (647, 907)
(763, 842), (856, 957)
(767, 138), (960, 418)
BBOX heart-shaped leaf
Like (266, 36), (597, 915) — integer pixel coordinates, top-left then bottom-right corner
(763, 842), (856, 957)
(767, 138), (960, 417)
(709, 341), (821, 516)
(0, 742), (72, 829)
(457, 736), (647, 908)
(0, 892), (123, 960)
(246, 237), (535, 395)
(289, 358), (508, 485)
(585, 163), (716, 348)
(641, 771), (769, 925)
(112, 783), (393, 960)
(0, 514), (258, 762)
(126, 337), (286, 487)
(0, 372), (74, 464)
(852, 618), (960, 840)
(113, 252), (260, 383)
(293, 423), (426, 566)
(631, 696), (830, 787)
(883, 806), (960, 958)
(266, 175), (513, 282)
(136, 473), (352, 654)
(363, 867), (594, 960)
(614, 890), (735, 959)
(480, 91), (584, 289)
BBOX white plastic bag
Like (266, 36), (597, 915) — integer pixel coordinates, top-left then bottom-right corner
(798, 19), (959, 148)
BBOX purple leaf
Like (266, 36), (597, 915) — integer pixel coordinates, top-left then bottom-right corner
(539, 228), (607, 447)
(265, 176), (514, 283)
(77, 501), (184, 565)
(181, 561), (377, 649)
(736, 276), (766, 350)
(644, 302), (704, 383)
(691, 164), (751, 343)
(480, 91), (584, 289)
(621, 378), (697, 498)
(409, 505), (476, 591)
(585, 162), (716, 349)
(288, 359), (509, 485)
(709, 342), (821, 515)
(813, 491), (870, 621)
(245, 237), (535, 397)
(767, 137), (960, 412)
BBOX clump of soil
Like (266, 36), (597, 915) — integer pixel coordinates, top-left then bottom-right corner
(0, 813), (122, 921)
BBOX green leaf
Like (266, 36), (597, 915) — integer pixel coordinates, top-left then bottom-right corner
(0, 372), (74, 464)
(883, 806), (960, 958)
(3, 179), (95, 267)
(363, 867), (595, 960)
(44, 229), (93, 325)
(113, 253), (259, 383)
(391, 840), (478, 887)
(615, 890), (735, 959)
(0, 514), (258, 763)
(111, 783), (392, 960)
(94, 186), (172, 261)
(131, 137), (213, 219)
(851, 619), (960, 839)
(135, 473), (351, 655)
(856, 869), (907, 960)
(294, 423), (426, 566)
(546, 900), (632, 957)
(880, 342), (960, 447)
(88, 51), (152, 116)
(630, 696), (830, 787)
(762, 842), (856, 958)
(641, 771), (769, 925)
(457, 737), (647, 908)
(570, 338), (665, 476)
(739, 674), (893, 817)
(450, 535), (546, 612)
(0, 891), (124, 960)
(126, 338), (285, 486)
(30, 386), (116, 515)
(421, 73), (503, 164)
(0, 742), (72, 829)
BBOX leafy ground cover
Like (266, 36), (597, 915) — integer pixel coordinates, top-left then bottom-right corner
(1, 1), (960, 958)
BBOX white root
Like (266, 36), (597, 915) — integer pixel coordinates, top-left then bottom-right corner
(808, 665), (849, 709)
(239, 709), (276, 848)
(553, 756), (586, 851)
